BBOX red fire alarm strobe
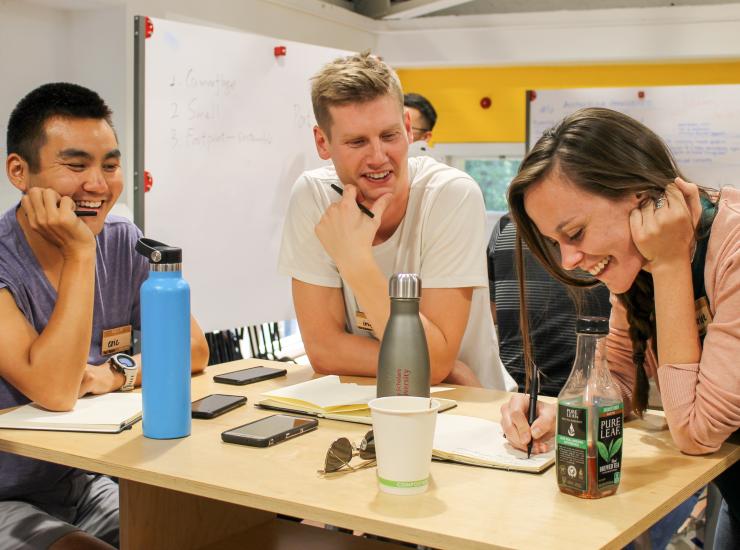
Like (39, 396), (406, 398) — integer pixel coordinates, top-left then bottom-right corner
(145, 17), (154, 39)
(274, 46), (286, 57)
(144, 171), (153, 193)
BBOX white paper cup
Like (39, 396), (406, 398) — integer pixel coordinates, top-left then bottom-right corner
(368, 396), (441, 495)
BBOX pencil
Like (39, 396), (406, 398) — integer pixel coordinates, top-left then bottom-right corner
(330, 184), (374, 218)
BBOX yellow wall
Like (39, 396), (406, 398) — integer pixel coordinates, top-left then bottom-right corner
(397, 61), (740, 143)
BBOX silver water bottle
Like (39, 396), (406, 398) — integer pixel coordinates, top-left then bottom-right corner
(376, 273), (431, 398)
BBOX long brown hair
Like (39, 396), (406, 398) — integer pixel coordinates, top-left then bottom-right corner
(509, 107), (709, 416)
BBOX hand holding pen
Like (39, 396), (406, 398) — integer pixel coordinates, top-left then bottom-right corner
(19, 188), (97, 253)
(527, 365), (539, 459)
(315, 184), (392, 270)
(330, 184), (374, 218)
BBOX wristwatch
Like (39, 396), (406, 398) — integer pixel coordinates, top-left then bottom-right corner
(109, 353), (138, 392)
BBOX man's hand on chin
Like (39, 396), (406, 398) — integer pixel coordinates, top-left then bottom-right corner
(315, 185), (392, 269)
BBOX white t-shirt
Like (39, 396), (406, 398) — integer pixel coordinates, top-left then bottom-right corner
(278, 156), (515, 390)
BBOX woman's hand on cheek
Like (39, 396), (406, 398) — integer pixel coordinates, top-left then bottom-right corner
(673, 177), (702, 230)
(629, 182), (695, 271)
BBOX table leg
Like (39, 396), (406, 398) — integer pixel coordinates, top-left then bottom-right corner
(119, 479), (275, 550)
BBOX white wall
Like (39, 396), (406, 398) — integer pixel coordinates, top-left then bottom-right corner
(0, 1), (70, 209)
(0, 0), (377, 212)
(377, 4), (740, 67)
(4, 0), (740, 212)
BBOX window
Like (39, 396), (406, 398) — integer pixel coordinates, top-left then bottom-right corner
(463, 158), (522, 212)
(432, 143), (525, 213)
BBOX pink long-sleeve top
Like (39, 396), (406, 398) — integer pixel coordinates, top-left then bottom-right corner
(606, 186), (740, 456)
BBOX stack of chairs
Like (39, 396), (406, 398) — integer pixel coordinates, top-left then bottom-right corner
(205, 329), (243, 366)
(206, 322), (291, 366)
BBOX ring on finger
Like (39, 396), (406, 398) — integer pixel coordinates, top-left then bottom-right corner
(654, 193), (667, 210)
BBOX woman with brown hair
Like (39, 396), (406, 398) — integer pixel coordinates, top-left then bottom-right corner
(499, 107), (739, 547)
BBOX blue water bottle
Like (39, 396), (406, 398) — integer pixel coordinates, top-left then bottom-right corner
(135, 238), (191, 439)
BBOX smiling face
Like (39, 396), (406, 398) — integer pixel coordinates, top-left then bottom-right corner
(12, 116), (122, 235)
(314, 94), (412, 206)
(524, 169), (644, 294)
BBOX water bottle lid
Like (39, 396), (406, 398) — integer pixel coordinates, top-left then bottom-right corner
(389, 273), (421, 299)
(135, 238), (182, 264)
(575, 316), (610, 335)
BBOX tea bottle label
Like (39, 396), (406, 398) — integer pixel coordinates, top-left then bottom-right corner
(596, 405), (623, 489)
(557, 404), (588, 491)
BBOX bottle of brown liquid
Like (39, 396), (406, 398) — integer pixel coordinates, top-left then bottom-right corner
(556, 317), (624, 499)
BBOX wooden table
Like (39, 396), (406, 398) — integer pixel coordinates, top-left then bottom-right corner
(0, 359), (737, 549)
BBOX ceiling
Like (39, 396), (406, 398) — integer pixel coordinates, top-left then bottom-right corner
(330, 0), (739, 20)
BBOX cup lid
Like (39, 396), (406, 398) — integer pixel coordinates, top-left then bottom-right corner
(135, 238), (182, 264)
(389, 273), (421, 299)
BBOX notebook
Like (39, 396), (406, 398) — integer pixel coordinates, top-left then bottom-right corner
(257, 375), (457, 425)
(0, 393), (142, 433)
(433, 414), (555, 473)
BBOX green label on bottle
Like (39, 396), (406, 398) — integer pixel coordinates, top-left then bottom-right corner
(557, 404), (588, 492)
(596, 405), (623, 489)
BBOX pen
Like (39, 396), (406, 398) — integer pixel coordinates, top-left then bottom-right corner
(74, 211), (98, 217)
(527, 365), (539, 459)
(330, 184), (374, 219)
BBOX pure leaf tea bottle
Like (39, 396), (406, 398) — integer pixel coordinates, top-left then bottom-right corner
(557, 316), (624, 498)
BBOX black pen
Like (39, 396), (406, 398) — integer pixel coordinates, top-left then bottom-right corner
(74, 211), (98, 217)
(330, 184), (374, 219)
(527, 365), (539, 459)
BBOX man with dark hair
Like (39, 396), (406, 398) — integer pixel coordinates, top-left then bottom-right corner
(0, 83), (209, 549)
(403, 92), (437, 143)
(279, 53), (514, 390)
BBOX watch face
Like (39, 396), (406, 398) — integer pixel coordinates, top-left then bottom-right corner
(116, 355), (136, 368)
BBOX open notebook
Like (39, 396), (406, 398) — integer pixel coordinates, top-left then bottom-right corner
(433, 414), (555, 473)
(0, 393), (142, 434)
(257, 375), (457, 425)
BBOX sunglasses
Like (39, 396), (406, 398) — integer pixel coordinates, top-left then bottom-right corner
(318, 430), (376, 475)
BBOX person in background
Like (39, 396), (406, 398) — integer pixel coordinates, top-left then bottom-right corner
(499, 107), (739, 549)
(279, 52), (514, 390)
(0, 83), (209, 549)
(404, 92), (437, 143)
(487, 212), (611, 396)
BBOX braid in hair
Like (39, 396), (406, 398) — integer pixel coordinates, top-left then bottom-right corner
(616, 270), (657, 417)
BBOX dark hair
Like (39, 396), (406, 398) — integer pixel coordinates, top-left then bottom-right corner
(508, 107), (713, 416)
(403, 93), (437, 131)
(6, 82), (114, 172)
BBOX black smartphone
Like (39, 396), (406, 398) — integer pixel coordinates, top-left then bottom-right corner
(191, 394), (247, 419)
(213, 366), (287, 386)
(221, 414), (318, 447)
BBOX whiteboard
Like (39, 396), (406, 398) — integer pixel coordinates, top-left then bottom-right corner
(142, 17), (351, 332)
(528, 86), (740, 189)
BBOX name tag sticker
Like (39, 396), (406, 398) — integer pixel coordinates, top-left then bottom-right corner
(694, 297), (713, 338)
(102, 325), (132, 355)
(355, 311), (374, 332)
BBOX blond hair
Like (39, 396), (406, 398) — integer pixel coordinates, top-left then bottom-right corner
(311, 51), (404, 137)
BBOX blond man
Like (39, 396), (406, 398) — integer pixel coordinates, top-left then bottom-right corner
(278, 53), (514, 390)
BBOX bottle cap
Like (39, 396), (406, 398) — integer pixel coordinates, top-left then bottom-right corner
(388, 273), (421, 299)
(575, 316), (610, 335)
(135, 238), (182, 264)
